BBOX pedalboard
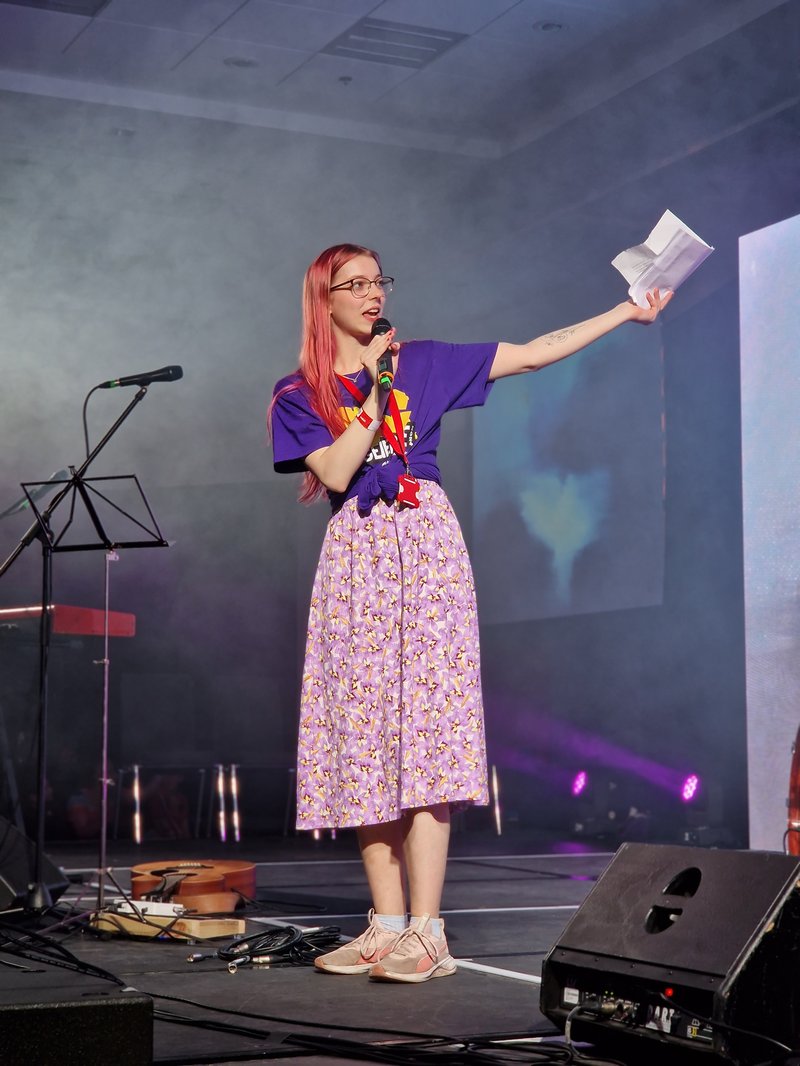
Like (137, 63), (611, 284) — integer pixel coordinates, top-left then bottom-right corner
(109, 898), (187, 918)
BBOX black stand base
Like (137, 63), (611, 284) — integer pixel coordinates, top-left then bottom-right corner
(0, 816), (68, 913)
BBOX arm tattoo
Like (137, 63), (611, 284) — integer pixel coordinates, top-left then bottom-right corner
(544, 326), (580, 346)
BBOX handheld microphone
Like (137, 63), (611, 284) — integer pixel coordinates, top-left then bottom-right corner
(372, 318), (394, 393)
(99, 365), (183, 389)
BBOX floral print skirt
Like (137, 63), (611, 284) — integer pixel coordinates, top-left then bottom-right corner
(295, 481), (489, 830)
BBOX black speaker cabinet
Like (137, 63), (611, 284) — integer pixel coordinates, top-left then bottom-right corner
(0, 964), (152, 1065)
(540, 843), (800, 1062)
(0, 817), (69, 911)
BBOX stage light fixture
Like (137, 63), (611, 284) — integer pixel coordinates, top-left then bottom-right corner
(679, 776), (733, 847)
(570, 769), (631, 840)
(571, 770), (588, 797)
(681, 773), (700, 802)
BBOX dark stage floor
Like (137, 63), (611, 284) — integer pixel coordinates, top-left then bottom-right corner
(0, 830), (793, 1066)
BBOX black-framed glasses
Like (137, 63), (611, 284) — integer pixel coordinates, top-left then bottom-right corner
(329, 276), (394, 298)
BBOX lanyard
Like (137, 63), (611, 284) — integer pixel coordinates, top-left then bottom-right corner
(337, 374), (408, 467)
(336, 373), (421, 509)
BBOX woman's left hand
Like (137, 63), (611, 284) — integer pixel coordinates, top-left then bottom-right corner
(625, 287), (674, 324)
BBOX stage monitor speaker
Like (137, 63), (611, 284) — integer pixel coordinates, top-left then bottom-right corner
(0, 816), (69, 911)
(540, 843), (800, 1063)
(0, 963), (152, 1066)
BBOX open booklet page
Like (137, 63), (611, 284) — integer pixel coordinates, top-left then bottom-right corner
(612, 209), (714, 307)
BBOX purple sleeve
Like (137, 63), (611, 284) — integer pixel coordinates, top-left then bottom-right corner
(418, 340), (497, 413)
(271, 378), (334, 474)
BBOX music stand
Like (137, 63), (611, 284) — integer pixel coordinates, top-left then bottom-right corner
(0, 386), (168, 912)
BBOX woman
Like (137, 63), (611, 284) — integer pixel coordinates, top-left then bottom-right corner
(270, 243), (671, 983)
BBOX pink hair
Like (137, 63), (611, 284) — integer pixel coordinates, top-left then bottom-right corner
(269, 243), (382, 503)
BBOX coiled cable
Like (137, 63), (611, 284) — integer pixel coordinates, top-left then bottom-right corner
(188, 922), (342, 971)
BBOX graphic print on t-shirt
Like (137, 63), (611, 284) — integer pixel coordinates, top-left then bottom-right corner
(340, 388), (418, 467)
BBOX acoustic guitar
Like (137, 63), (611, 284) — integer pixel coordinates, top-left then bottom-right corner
(130, 859), (256, 915)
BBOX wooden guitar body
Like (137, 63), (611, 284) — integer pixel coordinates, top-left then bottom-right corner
(130, 859), (256, 915)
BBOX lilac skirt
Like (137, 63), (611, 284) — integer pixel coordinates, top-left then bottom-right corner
(296, 482), (489, 830)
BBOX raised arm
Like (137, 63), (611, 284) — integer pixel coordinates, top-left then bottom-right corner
(489, 289), (672, 381)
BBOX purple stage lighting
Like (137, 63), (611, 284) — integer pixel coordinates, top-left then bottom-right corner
(572, 771), (588, 797)
(681, 774), (700, 803)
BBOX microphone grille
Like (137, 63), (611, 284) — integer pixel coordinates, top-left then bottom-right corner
(371, 318), (392, 337)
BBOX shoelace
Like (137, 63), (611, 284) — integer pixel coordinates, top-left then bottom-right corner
(357, 910), (390, 956)
(387, 924), (438, 962)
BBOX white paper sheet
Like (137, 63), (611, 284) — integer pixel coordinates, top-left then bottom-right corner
(612, 210), (714, 308)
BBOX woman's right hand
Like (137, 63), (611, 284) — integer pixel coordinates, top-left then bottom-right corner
(305, 328), (398, 493)
(361, 328), (398, 388)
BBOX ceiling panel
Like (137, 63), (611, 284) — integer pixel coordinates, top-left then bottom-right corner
(59, 20), (200, 81)
(545, 0), (668, 14)
(371, 0), (521, 35)
(97, 0), (245, 35)
(268, 50), (418, 119)
(479, 0), (618, 45)
(278, 0), (379, 14)
(212, 0), (356, 51)
(0, 5), (88, 70)
(2, 0), (103, 13)
(167, 36), (310, 103)
(431, 26), (581, 83)
(0, 0), (790, 158)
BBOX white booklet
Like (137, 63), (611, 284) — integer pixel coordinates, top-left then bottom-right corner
(612, 210), (714, 308)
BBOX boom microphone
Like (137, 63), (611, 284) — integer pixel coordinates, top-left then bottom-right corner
(99, 365), (183, 389)
(372, 318), (394, 393)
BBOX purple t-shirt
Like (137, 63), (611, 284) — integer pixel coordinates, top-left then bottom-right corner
(271, 338), (497, 513)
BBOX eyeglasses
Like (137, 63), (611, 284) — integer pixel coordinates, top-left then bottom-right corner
(329, 276), (394, 298)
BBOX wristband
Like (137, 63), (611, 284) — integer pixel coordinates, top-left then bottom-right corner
(356, 408), (381, 432)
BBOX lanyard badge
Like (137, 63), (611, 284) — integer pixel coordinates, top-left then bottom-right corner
(397, 472), (421, 508)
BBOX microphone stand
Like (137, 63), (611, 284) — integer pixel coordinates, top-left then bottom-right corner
(0, 386), (168, 912)
(96, 546), (117, 912)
